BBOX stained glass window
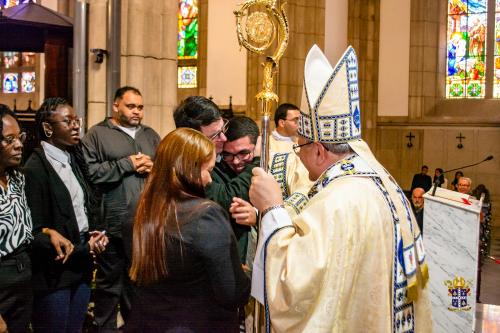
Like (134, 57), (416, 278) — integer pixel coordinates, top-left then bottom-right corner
(1, 0), (34, 8)
(493, 1), (500, 97)
(2, 52), (21, 69)
(21, 72), (35, 93)
(178, 66), (197, 88)
(178, 0), (198, 59)
(3, 73), (19, 93)
(21, 52), (36, 67)
(1, 52), (37, 95)
(446, 0), (487, 98)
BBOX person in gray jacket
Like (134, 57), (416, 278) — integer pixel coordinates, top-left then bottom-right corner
(80, 86), (160, 332)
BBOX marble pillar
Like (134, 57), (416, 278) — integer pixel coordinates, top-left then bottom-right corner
(423, 192), (481, 333)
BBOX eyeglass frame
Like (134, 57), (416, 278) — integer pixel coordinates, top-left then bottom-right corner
(209, 119), (229, 140)
(46, 117), (83, 128)
(221, 149), (253, 162)
(1, 132), (27, 146)
(284, 117), (299, 124)
(292, 141), (313, 154)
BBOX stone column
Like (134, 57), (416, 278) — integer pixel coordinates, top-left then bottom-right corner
(246, 0), (325, 120)
(87, 0), (108, 127)
(87, 0), (177, 136)
(408, 0), (441, 119)
(348, 0), (380, 147)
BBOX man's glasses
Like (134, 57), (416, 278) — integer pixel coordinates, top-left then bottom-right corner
(292, 141), (313, 154)
(209, 119), (229, 140)
(1, 132), (27, 146)
(48, 117), (83, 128)
(221, 149), (253, 162)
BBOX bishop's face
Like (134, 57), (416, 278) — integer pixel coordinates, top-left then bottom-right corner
(296, 136), (322, 181)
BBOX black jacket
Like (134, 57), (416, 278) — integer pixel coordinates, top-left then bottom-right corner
(23, 147), (96, 293)
(80, 118), (160, 240)
(125, 198), (250, 333)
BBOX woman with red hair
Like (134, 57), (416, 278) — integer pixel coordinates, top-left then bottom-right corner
(127, 128), (250, 332)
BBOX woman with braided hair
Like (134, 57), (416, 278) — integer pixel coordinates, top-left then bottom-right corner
(24, 97), (108, 333)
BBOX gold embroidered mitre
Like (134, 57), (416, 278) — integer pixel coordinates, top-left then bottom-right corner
(299, 44), (361, 143)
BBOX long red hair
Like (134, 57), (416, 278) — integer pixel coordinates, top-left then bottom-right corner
(130, 128), (214, 285)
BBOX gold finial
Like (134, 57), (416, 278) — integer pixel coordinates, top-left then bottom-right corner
(234, 0), (289, 116)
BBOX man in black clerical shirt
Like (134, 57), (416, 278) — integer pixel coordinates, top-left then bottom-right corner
(411, 165), (432, 192)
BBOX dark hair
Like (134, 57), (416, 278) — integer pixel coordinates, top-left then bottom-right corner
(173, 96), (222, 131)
(274, 103), (299, 127)
(421, 165), (428, 170)
(114, 86), (142, 102)
(225, 116), (259, 145)
(0, 104), (17, 140)
(36, 97), (71, 141)
(435, 168), (444, 174)
(0, 104), (21, 174)
(472, 184), (490, 203)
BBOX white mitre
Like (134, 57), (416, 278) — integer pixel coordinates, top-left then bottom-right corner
(298, 44), (361, 143)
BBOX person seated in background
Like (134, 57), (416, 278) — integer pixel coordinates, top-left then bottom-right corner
(450, 170), (464, 191)
(411, 165), (432, 192)
(411, 187), (425, 235)
(24, 98), (108, 333)
(457, 176), (472, 195)
(0, 104), (33, 333)
(269, 103), (301, 154)
(433, 167), (448, 188)
(126, 128), (250, 332)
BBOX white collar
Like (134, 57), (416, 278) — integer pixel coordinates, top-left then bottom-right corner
(272, 129), (295, 142)
(41, 141), (70, 166)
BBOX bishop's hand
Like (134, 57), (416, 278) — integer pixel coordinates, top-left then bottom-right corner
(249, 167), (283, 212)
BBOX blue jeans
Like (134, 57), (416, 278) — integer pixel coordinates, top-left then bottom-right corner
(32, 283), (91, 333)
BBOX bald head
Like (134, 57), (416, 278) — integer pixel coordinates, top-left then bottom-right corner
(457, 177), (472, 194)
(412, 187), (425, 209)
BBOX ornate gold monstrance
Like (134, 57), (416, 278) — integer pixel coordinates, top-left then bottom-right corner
(234, 1), (289, 332)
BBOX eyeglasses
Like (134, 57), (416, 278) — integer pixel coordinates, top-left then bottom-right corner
(221, 149), (253, 162)
(285, 117), (299, 124)
(48, 117), (83, 128)
(125, 103), (144, 111)
(1, 132), (27, 146)
(209, 119), (229, 140)
(292, 141), (313, 154)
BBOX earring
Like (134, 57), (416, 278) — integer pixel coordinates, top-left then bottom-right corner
(44, 129), (53, 138)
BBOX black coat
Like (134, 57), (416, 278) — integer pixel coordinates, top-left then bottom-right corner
(23, 147), (96, 293)
(125, 198), (251, 333)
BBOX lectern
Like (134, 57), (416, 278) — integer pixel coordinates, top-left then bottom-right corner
(423, 188), (482, 333)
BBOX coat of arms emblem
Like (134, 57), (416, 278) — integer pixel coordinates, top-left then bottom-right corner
(444, 276), (472, 311)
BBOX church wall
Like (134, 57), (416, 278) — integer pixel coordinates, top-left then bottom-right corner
(379, 0), (499, 227)
(377, 0), (410, 117)
(246, 0), (325, 120)
(324, 0), (348, 65)
(86, 0), (178, 136)
(87, 0), (108, 127)
(206, 0), (247, 110)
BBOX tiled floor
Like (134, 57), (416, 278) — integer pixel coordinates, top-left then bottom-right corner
(475, 226), (500, 332)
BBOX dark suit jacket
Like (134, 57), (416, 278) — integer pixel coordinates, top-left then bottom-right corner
(23, 147), (96, 293)
(126, 198), (250, 332)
